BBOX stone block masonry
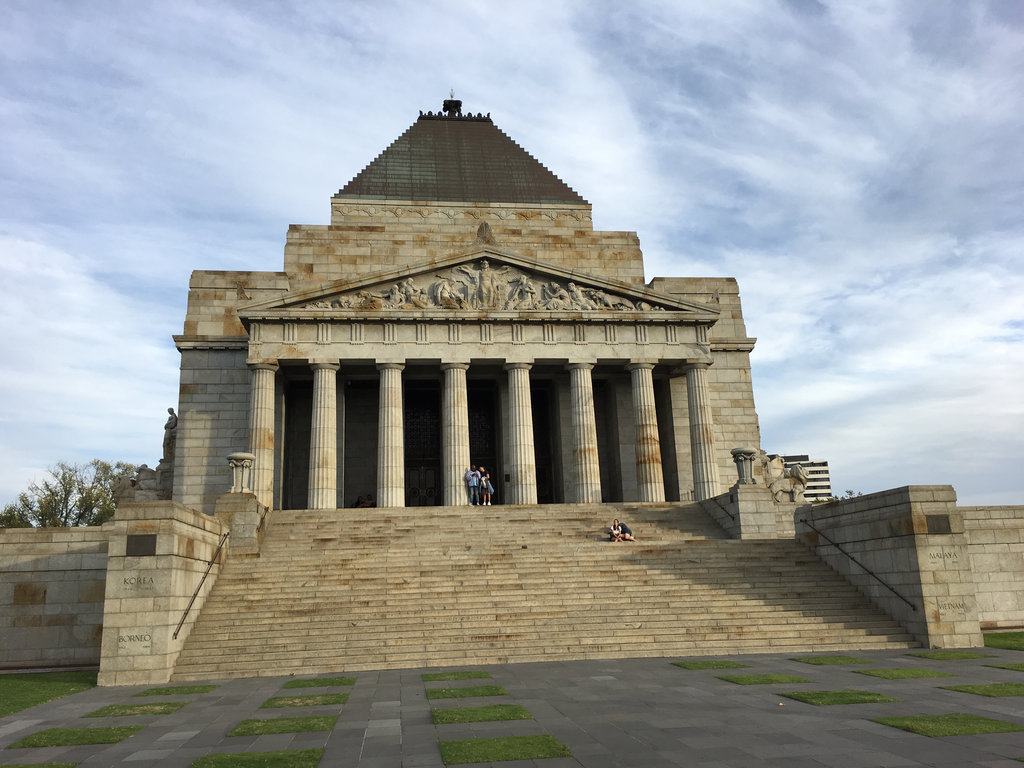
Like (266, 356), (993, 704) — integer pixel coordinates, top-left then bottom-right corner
(962, 505), (1024, 630)
(0, 526), (109, 669)
(798, 485), (983, 649)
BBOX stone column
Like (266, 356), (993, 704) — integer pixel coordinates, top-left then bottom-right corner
(441, 363), (471, 506)
(308, 362), (340, 510)
(247, 361), (278, 509)
(627, 362), (665, 502)
(568, 363), (602, 503)
(505, 362), (537, 505)
(684, 362), (720, 501)
(376, 363), (405, 508)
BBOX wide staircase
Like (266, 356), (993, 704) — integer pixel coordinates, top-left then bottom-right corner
(171, 502), (917, 681)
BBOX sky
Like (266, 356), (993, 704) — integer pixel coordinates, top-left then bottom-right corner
(1, 0), (1022, 507)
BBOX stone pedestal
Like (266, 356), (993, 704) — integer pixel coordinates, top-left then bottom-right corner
(97, 501), (227, 686)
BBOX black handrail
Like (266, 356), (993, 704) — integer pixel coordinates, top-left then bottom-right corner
(173, 530), (230, 640)
(799, 518), (916, 611)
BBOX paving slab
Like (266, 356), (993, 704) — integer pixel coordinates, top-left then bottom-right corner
(4, 649), (1024, 766)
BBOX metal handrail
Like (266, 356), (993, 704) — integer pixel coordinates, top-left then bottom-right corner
(799, 518), (916, 611)
(173, 530), (230, 640)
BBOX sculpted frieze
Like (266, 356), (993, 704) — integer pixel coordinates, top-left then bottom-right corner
(303, 260), (665, 313)
(331, 203), (592, 224)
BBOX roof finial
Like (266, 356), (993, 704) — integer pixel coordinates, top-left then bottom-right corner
(442, 92), (462, 118)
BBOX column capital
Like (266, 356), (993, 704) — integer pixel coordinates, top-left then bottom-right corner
(566, 361), (595, 372)
(681, 358), (713, 372)
(247, 360), (279, 372)
(309, 361), (340, 371)
(504, 362), (533, 372)
(626, 360), (657, 372)
(440, 362), (471, 372)
(376, 362), (405, 372)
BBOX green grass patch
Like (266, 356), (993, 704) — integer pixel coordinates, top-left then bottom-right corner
(791, 655), (870, 666)
(261, 693), (348, 708)
(872, 713), (1024, 737)
(856, 668), (956, 680)
(716, 674), (812, 685)
(439, 734), (570, 764)
(779, 689), (899, 706)
(941, 683), (1024, 697)
(190, 749), (324, 767)
(985, 632), (1024, 651)
(907, 650), (993, 661)
(282, 676), (355, 689)
(432, 704), (533, 724)
(9, 726), (143, 748)
(426, 685), (508, 700)
(134, 684), (218, 697)
(0, 670), (98, 717)
(85, 702), (186, 717)
(672, 659), (750, 670)
(422, 670), (492, 682)
(987, 662), (1024, 672)
(227, 716), (337, 737)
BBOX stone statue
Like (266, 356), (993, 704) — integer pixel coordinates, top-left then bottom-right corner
(133, 464), (161, 501)
(112, 474), (136, 504)
(567, 282), (598, 310)
(456, 259), (508, 309)
(506, 274), (537, 310)
(540, 281), (571, 310)
(759, 452), (809, 503)
(162, 408), (177, 462)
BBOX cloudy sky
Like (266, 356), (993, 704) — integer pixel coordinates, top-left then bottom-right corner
(2, 0), (1021, 507)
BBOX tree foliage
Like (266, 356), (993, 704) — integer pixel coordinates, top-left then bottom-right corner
(0, 460), (137, 528)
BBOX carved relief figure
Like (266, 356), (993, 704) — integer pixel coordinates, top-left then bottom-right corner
(540, 281), (572, 310)
(506, 274), (537, 310)
(456, 259), (509, 309)
(567, 282), (598, 310)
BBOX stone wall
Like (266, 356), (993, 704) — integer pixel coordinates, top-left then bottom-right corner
(961, 505), (1024, 630)
(0, 526), (109, 669)
(798, 486), (982, 649)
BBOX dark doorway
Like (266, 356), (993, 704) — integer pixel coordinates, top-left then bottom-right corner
(282, 379), (312, 510)
(468, 382), (499, 502)
(531, 383), (557, 503)
(405, 383), (441, 506)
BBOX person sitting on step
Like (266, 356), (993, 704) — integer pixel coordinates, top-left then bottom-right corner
(609, 519), (636, 542)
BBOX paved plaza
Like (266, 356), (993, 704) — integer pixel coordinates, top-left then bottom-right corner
(4, 648), (1024, 767)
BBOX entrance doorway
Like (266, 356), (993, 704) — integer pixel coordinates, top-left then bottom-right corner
(404, 383), (441, 506)
(468, 382), (499, 502)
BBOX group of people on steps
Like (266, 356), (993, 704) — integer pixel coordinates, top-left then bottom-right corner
(464, 464), (494, 505)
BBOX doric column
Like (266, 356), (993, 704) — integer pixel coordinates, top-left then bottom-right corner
(376, 363), (405, 508)
(568, 363), (602, 503)
(505, 362), (537, 505)
(247, 361), (279, 509)
(627, 362), (665, 502)
(684, 361), (720, 501)
(308, 361), (340, 510)
(441, 363), (471, 506)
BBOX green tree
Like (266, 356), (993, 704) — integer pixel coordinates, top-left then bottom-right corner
(1, 459), (137, 528)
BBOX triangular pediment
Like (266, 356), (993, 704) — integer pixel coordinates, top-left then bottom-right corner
(239, 247), (719, 320)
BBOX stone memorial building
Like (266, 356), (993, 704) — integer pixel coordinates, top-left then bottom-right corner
(173, 99), (759, 515)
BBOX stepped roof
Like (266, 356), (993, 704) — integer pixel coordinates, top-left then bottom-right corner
(335, 100), (588, 205)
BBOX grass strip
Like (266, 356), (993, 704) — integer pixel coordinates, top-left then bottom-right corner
(872, 713), (1024, 737)
(432, 704), (532, 724)
(85, 702), (186, 717)
(855, 668), (955, 679)
(190, 748), (324, 767)
(9, 726), (143, 748)
(779, 689), (899, 706)
(261, 693), (348, 708)
(987, 663), (1024, 672)
(135, 684), (218, 697)
(716, 674), (812, 685)
(985, 632), (1024, 651)
(907, 650), (993, 661)
(282, 677), (355, 689)
(0, 670), (98, 718)
(672, 660), (749, 670)
(439, 734), (570, 764)
(791, 655), (869, 666)
(227, 716), (337, 737)
(422, 670), (492, 682)
(941, 683), (1024, 697)
(426, 685), (507, 700)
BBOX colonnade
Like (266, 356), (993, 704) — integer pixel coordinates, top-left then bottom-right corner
(246, 359), (720, 509)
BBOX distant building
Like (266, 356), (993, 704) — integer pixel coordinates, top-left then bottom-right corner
(777, 454), (833, 500)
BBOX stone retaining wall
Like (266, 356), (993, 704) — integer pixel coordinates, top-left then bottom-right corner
(961, 505), (1024, 630)
(0, 526), (109, 669)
